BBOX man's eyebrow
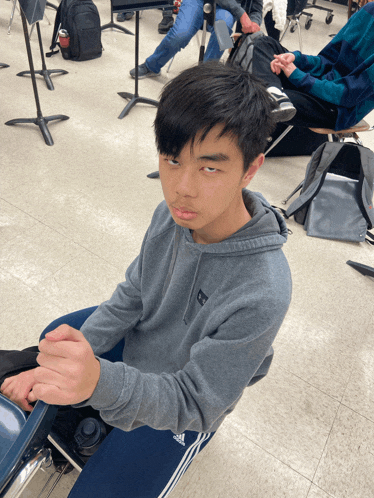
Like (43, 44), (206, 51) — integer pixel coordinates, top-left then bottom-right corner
(197, 153), (230, 162)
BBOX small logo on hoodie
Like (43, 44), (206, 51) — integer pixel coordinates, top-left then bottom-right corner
(197, 289), (208, 306)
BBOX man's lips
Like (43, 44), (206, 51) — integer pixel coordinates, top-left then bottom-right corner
(172, 206), (198, 220)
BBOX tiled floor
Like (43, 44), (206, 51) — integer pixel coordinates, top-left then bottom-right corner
(1, 1), (374, 496)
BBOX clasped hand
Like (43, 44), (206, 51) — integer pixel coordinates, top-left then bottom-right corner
(270, 52), (296, 78)
(0, 326), (100, 412)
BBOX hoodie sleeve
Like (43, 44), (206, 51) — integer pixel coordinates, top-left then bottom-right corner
(216, 0), (245, 21)
(74, 280), (291, 434)
(76, 233), (147, 356)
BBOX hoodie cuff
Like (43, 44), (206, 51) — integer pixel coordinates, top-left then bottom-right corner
(72, 357), (125, 410)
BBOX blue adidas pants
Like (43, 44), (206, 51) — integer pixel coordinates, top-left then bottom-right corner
(40, 308), (215, 497)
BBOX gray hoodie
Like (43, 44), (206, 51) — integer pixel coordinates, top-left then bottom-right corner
(74, 190), (292, 434)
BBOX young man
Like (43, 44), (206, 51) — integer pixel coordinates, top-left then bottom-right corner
(129, 0), (263, 78)
(1, 62), (292, 497)
(251, 2), (374, 129)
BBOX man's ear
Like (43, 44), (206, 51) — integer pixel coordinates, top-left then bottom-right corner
(242, 153), (265, 185)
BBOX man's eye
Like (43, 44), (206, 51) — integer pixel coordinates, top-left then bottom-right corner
(167, 159), (179, 166)
(203, 167), (217, 173)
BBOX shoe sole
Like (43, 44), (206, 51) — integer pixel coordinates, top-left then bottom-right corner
(130, 71), (160, 79)
(272, 106), (296, 123)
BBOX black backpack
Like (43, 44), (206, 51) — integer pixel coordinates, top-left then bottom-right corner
(47, 0), (102, 61)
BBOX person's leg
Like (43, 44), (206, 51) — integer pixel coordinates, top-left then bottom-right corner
(283, 88), (338, 128)
(39, 306), (125, 361)
(204, 6), (235, 61)
(145, 0), (204, 73)
(264, 10), (281, 41)
(251, 36), (288, 90)
(39, 307), (99, 341)
(158, 8), (174, 34)
(67, 425), (215, 498)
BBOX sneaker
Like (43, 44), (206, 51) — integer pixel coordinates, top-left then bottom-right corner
(130, 62), (159, 79)
(117, 11), (134, 21)
(158, 14), (174, 34)
(267, 86), (296, 122)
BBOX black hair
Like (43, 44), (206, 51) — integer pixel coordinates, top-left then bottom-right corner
(154, 61), (277, 173)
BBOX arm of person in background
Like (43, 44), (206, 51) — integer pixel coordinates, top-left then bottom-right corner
(216, 0), (260, 32)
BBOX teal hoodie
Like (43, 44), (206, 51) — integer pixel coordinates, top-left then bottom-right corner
(74, 190), (292, 434)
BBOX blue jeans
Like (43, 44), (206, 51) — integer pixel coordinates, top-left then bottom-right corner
(146, 0), (235, 73)
(40, 309), (215, 497)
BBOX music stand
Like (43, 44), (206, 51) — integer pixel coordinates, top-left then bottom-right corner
(347, 260), (374, 278)
(0, 63), (10, 68)
(101, 0), (134, 35)
(114, 0), (173, 119)
(5, 0), (69, 146)
(16, 21), (68, 91)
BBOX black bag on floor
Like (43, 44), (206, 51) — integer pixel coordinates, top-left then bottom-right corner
(285, 142), (374, 242)
(0, 346), (112, 465)
(47, 0), (102, 61)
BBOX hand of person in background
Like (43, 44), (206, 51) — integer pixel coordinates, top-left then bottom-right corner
(239, 12), (261, 33)
(270, 52), (296, 77)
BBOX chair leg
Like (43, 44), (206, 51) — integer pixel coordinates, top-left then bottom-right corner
(282, 179), (304, 204)
(296, 18), (303, 52)
(265, 125), (294, 156)
(279, 19), (291, 43)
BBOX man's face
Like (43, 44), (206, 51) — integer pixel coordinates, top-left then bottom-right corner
(159, 125), (263, 244)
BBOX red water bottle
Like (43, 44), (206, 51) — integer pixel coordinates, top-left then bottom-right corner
(58, 29), (71, 59)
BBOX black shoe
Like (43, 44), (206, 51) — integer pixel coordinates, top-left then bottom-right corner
(267, 87), (296, 122)
(158, 15), (174, 34)
(130, 62), (159, 79)
(117, 11), (134, 21)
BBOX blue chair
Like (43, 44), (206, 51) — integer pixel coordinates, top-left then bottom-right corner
(0, 394), (58, 497)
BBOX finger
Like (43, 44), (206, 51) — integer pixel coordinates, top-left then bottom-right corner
(32, 383), (71, 406)
(34, 366), (67, 387)
(44, 325), (84, 343)
(38, 337), (85, 360)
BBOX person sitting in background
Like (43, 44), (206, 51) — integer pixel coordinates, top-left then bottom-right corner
(250, 2), (374, 128)
(130, 0), (263, 78)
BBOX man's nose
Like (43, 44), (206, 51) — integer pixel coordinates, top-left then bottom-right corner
(176, 169), (198, 197)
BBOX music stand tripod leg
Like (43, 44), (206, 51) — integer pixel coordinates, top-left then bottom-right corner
(117, 11), (158, 119)
(0, 63), (10, 68)
(101, 2), (134, 35)
(5, 8), (69, 146)
(16, 21), (68, 90)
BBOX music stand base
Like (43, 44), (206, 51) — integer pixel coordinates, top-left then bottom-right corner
(347, 260), (374, 278)
(17, 69), (68, 91)
(118, 92), (158, 119)
(101, 21), (133, 34)
(5, 114), (69, 146)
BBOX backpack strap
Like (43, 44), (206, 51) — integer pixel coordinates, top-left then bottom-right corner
(285, 142), (343, 222)
(356, 145), (374, 229)
(46, 1), (62, 57)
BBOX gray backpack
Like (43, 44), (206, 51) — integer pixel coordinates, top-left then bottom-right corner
(285, 142), (374, 243)
(227, 31), (264, 73)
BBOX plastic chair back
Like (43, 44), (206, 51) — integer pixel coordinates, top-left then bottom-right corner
(0, 395), (58, 495)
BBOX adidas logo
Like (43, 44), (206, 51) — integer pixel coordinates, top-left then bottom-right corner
(173, 433), (186, 446)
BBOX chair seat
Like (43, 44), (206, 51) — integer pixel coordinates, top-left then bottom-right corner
(0, 394), (27, 462)
(309, 119), (370, 135)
